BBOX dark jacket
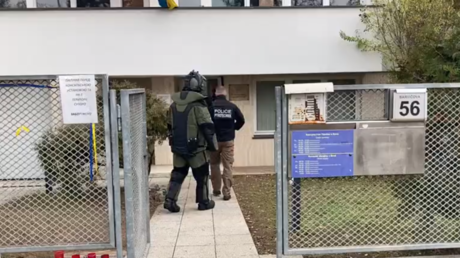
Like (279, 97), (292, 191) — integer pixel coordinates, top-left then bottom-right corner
(211, 95), (245, 142)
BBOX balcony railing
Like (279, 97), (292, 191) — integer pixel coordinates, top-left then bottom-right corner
(0, 0), (371, 9)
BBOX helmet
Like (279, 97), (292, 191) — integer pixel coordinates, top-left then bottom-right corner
(183, 70), (208, 96)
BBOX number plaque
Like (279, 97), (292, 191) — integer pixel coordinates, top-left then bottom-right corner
(391, 89), (427, 122)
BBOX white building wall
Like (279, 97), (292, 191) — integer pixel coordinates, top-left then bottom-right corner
(0, 8), (382, 77)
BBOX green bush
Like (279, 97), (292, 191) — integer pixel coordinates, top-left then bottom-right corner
(110, 80), (169, 174)
(340, 0), (460, 83)
(35, 125), (104, 195)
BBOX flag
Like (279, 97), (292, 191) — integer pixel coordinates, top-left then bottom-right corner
(158, 0), (177, 9)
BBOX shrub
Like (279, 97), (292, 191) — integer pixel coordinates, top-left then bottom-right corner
(110, 80), (169, 174)
(340, 0), (460, 83)
(35, 124), (104, 195)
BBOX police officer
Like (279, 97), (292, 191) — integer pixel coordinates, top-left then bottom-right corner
(164, 70), (218, 213)
(210, 86), (245, 201)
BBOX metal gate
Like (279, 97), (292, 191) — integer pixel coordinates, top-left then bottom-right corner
(275, 83), (460, 257)
(0, 75), (116, 253)
(119, 89), (151, 258)
(0, 75), (152, 258)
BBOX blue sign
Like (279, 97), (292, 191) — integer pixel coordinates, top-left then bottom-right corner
(291, 130), (354, 178)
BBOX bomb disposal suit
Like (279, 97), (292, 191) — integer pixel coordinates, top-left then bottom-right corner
(164, 71), (218, 213)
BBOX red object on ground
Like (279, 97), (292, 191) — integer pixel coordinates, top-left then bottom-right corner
(54, 251), (64, 258)
(72, 255), (81, 258)
(87, 253), (96, 258)
(101, 255), (110, 258)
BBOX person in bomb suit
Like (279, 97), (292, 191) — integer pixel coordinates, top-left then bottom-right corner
(163, 70), (218, 213)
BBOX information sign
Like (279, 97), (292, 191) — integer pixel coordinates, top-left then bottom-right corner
(59, 75), (99, 124)
(291, 130), (354, 178)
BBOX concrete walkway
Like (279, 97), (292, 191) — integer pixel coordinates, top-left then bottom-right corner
(148, 176), (259, 258)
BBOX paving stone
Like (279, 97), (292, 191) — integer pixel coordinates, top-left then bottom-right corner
(151, 221), (181, 230)
(214, 224), (251, 236)
(173, 245), (216, 258)
(180, 218), (211, 228)
(151, 235), (178, 247)
(213, 219), (247, 229)
(147, 245), (174, 258)
(180, 221), (214, 232)
(215, 234), (254, 245)
(216, 244), (258, 257)
(176, 234), (215, 246)
(179, 225), (215, 236)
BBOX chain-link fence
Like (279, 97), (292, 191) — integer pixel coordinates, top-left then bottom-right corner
(0, 75), (116, 253)
(327, 89), (388, 121)
(276, 84), (460, 256)
(120, 89), (150, 258)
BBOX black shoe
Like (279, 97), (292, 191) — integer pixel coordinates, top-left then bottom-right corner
(223, 195), (231, 201)
(213, 190), (221, 197)
(198, 200), (215, 211)
(164, 199), (181, 213)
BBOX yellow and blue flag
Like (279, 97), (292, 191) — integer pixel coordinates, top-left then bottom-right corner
(158, 0), (177, 9)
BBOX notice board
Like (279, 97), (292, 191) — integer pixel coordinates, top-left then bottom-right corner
(291, 130), (354, 178)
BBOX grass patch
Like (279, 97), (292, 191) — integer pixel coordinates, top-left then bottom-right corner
(233, 174), (460, 257)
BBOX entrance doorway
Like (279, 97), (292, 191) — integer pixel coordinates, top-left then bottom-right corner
(207, 76), (224, 99)
(174, 76), (223, 97)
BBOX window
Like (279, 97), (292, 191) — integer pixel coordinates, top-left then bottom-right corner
(255, 80), (320, 133)
(251, 0), (281, 6)
(329, 79), (356, 85)
(77, 0), (109, 7)
(293, 80), (321, 84)
(37, 0), (69, 7)
(330, 0), (359, 5)
(179, 0), (200, 6)
(207, 78), (219, 97)
(255, 81), (284, 132)
(123, 0), (143, 7)
(292, 0), (321, 6)
(213, 0), (243, 6)
(0, 0), (26, 8)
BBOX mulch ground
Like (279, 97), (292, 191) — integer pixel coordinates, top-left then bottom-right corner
(2, 185), (163, 258)
(233, 174), (460, 258)
(233, 174), (277, 255)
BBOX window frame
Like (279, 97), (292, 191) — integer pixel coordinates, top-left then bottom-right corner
(30, 0), (118, 8)
(189, 0), (250, 6)
(26, 0), (367, 7)
(253, 80), (286, 136)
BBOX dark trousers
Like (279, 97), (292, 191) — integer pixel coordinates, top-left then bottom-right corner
(166, 162), (210, 204)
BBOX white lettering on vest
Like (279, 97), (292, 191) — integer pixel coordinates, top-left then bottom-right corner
(214, 108), (232, 119)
